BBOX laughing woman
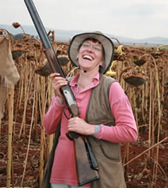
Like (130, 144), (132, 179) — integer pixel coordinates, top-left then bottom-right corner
(42, 31), (138, 188)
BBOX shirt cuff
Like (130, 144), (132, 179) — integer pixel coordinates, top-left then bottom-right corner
(94, 125), (101, 137)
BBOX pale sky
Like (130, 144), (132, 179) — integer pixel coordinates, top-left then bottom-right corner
(0, 0), (168, 39)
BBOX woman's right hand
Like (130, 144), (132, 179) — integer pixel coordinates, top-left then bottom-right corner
(50, 73), (68, 103)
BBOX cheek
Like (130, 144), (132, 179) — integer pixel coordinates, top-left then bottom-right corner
(97, 54), (104, 65)
(77, 50), (83, 60)
(78, 48), (83, 55)
(78, 55), (83, 63)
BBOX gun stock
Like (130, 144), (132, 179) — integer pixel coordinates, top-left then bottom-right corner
(75, 136), (99, 186)
(24, 0), (99, 186)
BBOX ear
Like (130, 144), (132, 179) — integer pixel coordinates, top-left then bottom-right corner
(76, 54), (79, 60)
(100, 60), (104, 66)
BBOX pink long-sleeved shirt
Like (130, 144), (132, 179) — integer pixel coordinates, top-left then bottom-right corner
(43, 73), (138, 186)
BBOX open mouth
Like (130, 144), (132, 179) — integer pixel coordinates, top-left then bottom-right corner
(82, 55), (93, 61)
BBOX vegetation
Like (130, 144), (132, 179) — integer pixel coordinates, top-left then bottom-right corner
(0, 30), (168, 188)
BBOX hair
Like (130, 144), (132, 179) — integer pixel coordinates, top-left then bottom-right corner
(78, 38), (105, 73)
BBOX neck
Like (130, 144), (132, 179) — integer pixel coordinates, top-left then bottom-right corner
(77, 69), (99, 90)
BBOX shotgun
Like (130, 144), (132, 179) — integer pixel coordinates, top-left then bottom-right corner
(24, 0), (99, 186)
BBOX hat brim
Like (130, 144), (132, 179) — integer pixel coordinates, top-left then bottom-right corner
(68, 32), (114, 74)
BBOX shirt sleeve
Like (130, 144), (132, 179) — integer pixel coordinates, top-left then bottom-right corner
(96, 82), (138, 143)
(43, 96), (65, 134)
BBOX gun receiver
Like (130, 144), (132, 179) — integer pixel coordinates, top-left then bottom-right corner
(24, 0), (99, 186)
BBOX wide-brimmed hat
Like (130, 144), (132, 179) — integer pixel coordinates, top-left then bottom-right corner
(68, 31), (114, 73)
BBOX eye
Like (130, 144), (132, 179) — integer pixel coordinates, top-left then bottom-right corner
(82, 42), (90, 48)
(94, 45), (102, 51)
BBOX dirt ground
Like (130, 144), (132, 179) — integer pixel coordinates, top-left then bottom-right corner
(0, 117), (167, 188)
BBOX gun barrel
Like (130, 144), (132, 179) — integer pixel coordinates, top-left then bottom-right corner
(24, 0), (79, 123)
(24, 0), (51, 49)
(24, 0), (65, 76)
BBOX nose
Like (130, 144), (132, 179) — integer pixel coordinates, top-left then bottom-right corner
(86, 45), (94, 52)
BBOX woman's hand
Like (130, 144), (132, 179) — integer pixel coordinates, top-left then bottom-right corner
(50, 73), (68, 103)
(68, 117), (95, 136)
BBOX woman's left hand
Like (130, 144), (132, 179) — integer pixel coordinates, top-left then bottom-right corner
(68, 117), (95, 136)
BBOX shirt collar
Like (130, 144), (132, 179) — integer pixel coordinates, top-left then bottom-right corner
(70, 73), (100, 87)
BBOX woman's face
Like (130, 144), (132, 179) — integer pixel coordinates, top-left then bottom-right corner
(77, 39), (104, 73)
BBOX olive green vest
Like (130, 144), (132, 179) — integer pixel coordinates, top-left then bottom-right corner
(86, 74), (126, 188)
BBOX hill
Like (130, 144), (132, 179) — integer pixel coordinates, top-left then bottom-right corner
(0, 24), (168, 45)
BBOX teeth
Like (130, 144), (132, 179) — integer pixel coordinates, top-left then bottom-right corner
(83, 55), (93, 60)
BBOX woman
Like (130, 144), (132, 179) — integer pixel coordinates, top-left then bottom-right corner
(42, 31), (138, 188)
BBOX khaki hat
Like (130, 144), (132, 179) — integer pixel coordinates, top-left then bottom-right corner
(68, 31), (114, 73)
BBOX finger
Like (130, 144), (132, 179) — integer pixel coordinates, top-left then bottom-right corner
(50, 73), (60, 79)
(68, 117), (78, 123)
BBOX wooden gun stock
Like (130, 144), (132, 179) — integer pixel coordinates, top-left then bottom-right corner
(75, 137), (99, 186)
(24, 0), (99, 186)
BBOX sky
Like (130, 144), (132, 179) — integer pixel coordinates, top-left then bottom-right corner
(0, 0), (168, 39)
